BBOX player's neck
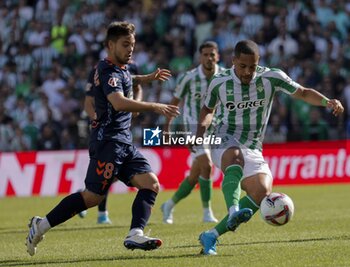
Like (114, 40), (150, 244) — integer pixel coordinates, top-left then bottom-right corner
(201, 66), (215, 79)
(105, 57), (127, 69)
(205, 71), (215, 80)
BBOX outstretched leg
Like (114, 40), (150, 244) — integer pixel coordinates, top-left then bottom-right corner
(26, 190), (104, 256)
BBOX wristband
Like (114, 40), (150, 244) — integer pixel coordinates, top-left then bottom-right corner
(321, 98), (329, 107)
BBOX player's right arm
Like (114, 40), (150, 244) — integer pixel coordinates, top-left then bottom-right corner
(107, 92), (180, 119)
(84, 68), (97, 120)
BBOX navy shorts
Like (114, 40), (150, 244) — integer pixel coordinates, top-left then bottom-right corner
(85, 141), (153, 195)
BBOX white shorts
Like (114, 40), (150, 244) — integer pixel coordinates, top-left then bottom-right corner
(191, 143), (211, 160)
(184, 122), (211, 160)
(211, 135), (272, 180)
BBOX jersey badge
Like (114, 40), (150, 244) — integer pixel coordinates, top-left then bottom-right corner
(108, 77), (119, 87)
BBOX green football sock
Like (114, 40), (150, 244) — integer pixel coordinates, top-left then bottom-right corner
(171, 177), (195, 204)
(214, 195), (259, 237)
(199, 176), (212, 208)
(239, 195), (259, 214)
(214, 214), (229, 235)
(222, 165), (243, 210)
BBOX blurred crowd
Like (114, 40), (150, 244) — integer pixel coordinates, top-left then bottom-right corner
(0, 0), (349, 151)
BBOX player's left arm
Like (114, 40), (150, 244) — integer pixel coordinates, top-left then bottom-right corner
(132, 68), (172, 84)
(84, 95), (97, 120)
(292, 86), (344, 116)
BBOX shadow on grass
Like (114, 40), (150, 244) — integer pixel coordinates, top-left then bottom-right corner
(224, 234), (350, 247)
(168, 234), (350, 249)
(0, 252), (232, 266)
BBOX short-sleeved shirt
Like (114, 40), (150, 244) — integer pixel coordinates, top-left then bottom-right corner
(205, 66), (300, 150)
(85, 62), (138, 98)
(174, 64), (225, 131)
(90, 58), (133, 144)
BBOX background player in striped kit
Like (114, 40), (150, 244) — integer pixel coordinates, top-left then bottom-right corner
(197, 40), (344, 255)
(161, 41), (225, 224)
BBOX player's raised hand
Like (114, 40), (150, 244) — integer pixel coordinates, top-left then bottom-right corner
(326, 99), (344, 116)
(153, 103), (180, 118)
(152, 68), (172, 82)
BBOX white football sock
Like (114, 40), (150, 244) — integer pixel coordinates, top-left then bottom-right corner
(98, 211), (108, 217)
(167, 199), (175, 208)
(38, 217), (51, 234)
(208, 228), (219, 238)
(229, 205), (239, 216)
(128, 228), (143, 237)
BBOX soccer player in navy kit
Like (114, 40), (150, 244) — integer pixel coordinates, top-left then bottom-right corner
(81, 61), (172, 224)
(26, 21), (179, 255)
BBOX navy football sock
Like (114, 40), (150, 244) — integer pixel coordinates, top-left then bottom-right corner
(98, 194), (108, 212)
(130, 189), (157, 230)
(46, 192), (87, 227)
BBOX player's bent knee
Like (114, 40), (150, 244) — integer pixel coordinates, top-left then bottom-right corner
(131, 172), (160, 193)
(187, 175), (199, 185)
(81, 190), (105, 208)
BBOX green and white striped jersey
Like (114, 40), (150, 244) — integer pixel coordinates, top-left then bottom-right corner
(205, 66), (300, 150)
(174, 64), (225, 129)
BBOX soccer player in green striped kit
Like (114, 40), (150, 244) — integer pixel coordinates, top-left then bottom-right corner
(197, 40), (344, 255)
(161, 41), (225, 224)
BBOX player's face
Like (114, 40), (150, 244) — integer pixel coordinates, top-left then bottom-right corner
(200, 47), (219, 72)
(233, 53), (259, 84)
(109, 34), (135, 65)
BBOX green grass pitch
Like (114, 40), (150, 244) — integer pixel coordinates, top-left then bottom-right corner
(0, 184), (349, 267)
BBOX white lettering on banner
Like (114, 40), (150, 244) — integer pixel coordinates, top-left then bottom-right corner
(300, 155), (317, 178)
(319, 154), (335, 177)
(289, 156), (303, 178)
(266, 149), (350, 179)
(336, 149), (346, 177)
(65, 151), (89, 193)
(0, 154), (36, 196)
(37, 152), (75, 196)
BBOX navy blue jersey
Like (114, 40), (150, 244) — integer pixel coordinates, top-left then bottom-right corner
(85, 62), (138, 98)
(91, 59), (133, 144)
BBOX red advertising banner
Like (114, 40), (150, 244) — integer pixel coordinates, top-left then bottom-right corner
(0, 140), (349, 197)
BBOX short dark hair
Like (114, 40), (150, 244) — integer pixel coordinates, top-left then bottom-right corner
(199, 41), (219, 53)
(234, 40), (259, 57)
(104, 21), (135, 47)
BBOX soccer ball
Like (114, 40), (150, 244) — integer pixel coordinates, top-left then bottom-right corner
(260, 192), (294, 226)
